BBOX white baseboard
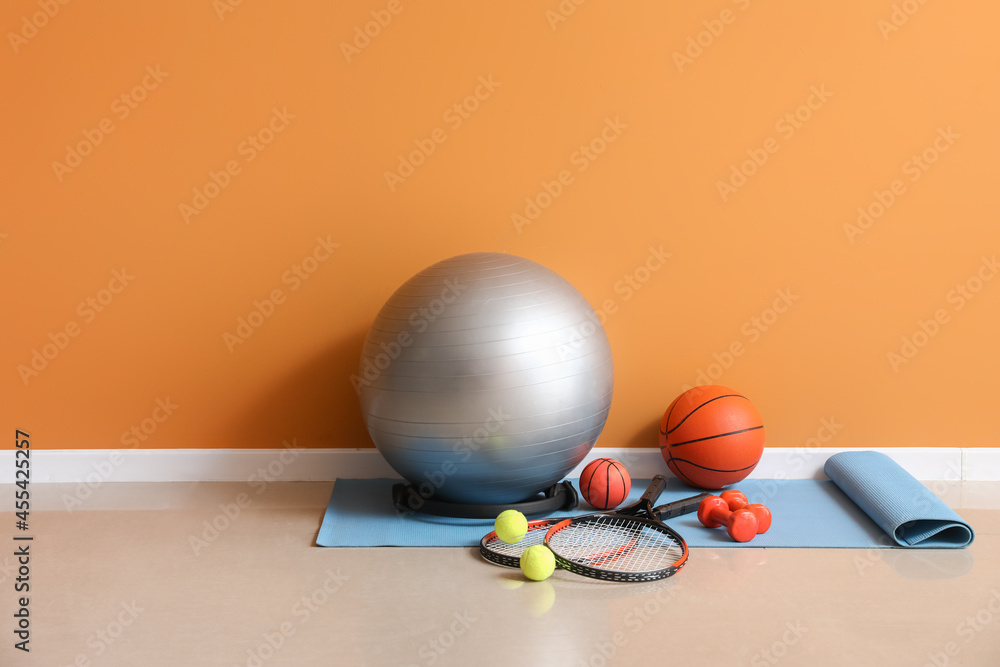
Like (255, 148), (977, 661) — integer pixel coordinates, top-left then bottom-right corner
(1, 447), (997, 484)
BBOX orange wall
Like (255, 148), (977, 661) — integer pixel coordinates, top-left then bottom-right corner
(3, 1), (998, 451)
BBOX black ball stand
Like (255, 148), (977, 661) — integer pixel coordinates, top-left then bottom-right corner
(391, 480), (579, 519)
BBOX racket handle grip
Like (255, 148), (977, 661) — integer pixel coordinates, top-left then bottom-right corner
(640, 475), (668, 505)
(654, 492), (712, 520)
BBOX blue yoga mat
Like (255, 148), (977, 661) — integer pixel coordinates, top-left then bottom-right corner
(824, 451), (974, 548)
(317, 457), (973, 549)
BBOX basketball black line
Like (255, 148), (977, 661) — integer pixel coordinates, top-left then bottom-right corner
(581, 457), (607, 498)
(665, 425), (764, 449)
(610, 462), (626, 507)
(660, 398), (681, 437)
(664, 446), (700, 494)
(598, 459), (615, 509)
(591, 458), (611, 510)
(669, 457), (761, 473)
(668, 460), (698, 487)
(604, 459), (617, 509)
(663, 394), (746, 436)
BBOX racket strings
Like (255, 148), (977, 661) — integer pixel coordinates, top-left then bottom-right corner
(483, 522), (550, 560)
(548, 517), (684, 573)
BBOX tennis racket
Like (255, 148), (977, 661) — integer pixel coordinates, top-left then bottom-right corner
(480, 519), (559, 568)
(479, 479), (666, 569)
(545, 475), (707, 582)
(480, 476), (707, 574)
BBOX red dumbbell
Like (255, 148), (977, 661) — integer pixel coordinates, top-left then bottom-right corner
(745, 503), (772, 533)
(697, 493), (772, 542)
(717, 492), (772, 534)
(720, 490), (748, 510)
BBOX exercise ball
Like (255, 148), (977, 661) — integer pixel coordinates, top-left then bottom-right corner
(357, 252), (614, 504)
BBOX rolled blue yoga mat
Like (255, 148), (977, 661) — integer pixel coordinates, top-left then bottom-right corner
(823, 450), (974, 548)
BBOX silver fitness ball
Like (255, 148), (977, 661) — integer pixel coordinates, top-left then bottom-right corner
(358, 252), (614, 504)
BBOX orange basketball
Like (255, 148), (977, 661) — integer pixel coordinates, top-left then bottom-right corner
(579, 458), (631, 510)
(658, 385), (765, 490)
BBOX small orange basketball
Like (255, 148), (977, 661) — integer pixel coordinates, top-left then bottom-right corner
(579, 458), (631, 510)
(659, 385), (765, 490)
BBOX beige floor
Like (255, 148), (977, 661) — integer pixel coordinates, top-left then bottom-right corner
(3, 481), (998, 666)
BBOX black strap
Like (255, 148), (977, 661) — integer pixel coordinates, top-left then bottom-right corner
(392, 480), (578, 519)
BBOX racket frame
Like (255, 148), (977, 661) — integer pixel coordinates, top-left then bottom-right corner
(479, 519), (557, 568)
(547, 513), (691, 582)
(479, 474), (710, 581)
(543, 480), (710, 583)
(479, 475), (671, 568)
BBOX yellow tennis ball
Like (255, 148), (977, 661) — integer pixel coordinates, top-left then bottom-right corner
(520, 545), (555, 581)
(495, 509), (528, 544)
